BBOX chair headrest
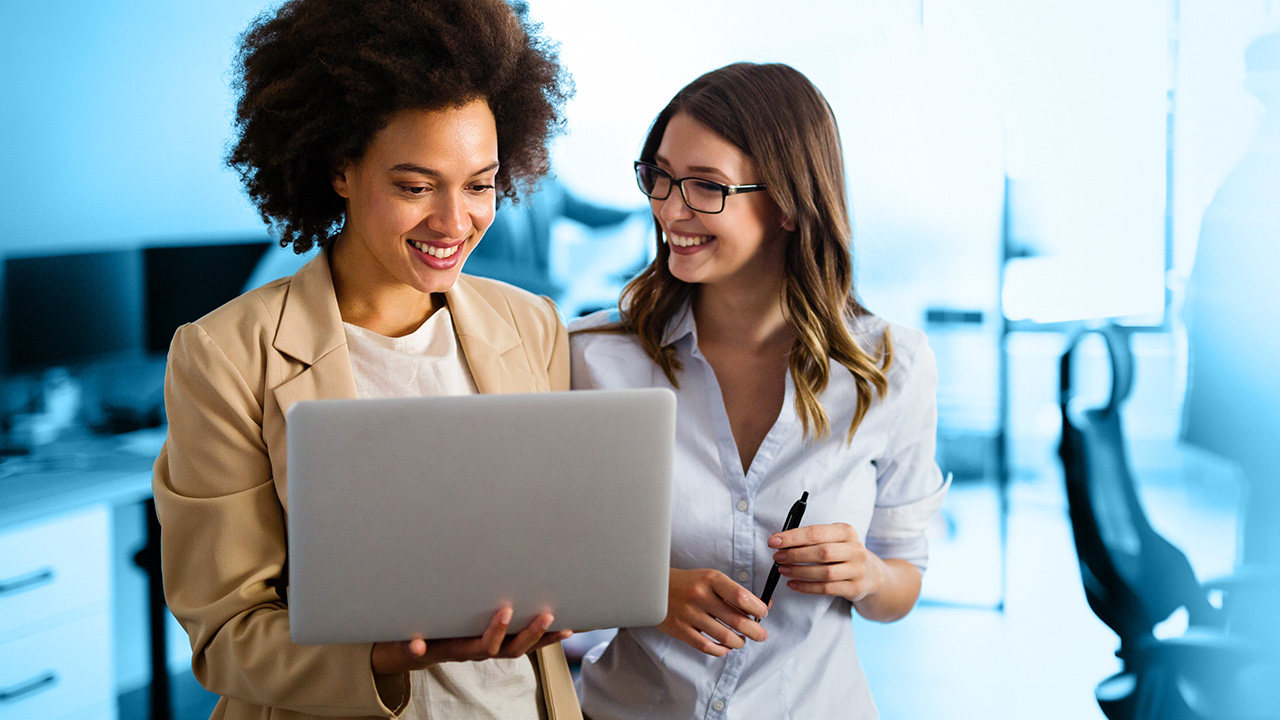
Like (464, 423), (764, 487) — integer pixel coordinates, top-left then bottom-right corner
(1059, 323), (1136, 414)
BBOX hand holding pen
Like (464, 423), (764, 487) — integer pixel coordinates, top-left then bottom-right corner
(760, 491), (808, 607)
(767, 493), (888, 604)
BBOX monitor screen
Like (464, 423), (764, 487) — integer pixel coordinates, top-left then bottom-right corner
(2, 249), (144, 374)
(143, 240), (271, 355)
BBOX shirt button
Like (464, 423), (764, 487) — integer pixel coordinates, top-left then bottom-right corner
(736, 500), (748, 512)
(713, 700), (726, 712)
(737, 570), (750, 582)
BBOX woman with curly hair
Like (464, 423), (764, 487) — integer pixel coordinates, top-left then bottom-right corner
(570, 63), (950, 719)
(152, 0), (578, 718)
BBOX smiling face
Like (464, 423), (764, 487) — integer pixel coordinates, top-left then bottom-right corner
(331, 100), (499, 301)
(651, 112), (793, 291)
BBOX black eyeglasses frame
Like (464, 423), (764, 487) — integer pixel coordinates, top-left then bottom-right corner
(633, 160), (768, 214)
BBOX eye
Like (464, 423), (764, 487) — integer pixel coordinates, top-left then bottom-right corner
(468, 183), (496, 194)
(687, 179), (724, 194)
(398, 184), (430, 196)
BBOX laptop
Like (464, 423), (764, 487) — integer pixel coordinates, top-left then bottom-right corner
(285, 388), (675, 644)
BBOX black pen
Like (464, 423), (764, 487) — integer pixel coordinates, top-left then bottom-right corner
(759, 491), (808, 607)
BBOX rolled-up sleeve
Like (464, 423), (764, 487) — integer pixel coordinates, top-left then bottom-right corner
(865, 333), (950, 573)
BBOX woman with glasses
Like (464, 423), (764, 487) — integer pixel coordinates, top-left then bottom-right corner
(152, 1), (581, 718)
(569, 63), (949, 719)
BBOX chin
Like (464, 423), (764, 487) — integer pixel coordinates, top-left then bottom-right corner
(430, 270), (466, 294)
(412, 247), (474, 294)
(667, 258), (708, 286)
(403, 266), (458, 295)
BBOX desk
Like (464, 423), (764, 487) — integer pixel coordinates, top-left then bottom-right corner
(0, 433), (166, 720)
(0, 440), (154, 529)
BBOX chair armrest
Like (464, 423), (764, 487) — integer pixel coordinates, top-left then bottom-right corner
(1203, 566), (1280, 641)
(1203, 565), (1280, 594)
(1132, 631), (1280, 719)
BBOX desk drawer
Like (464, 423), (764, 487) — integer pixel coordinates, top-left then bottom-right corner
(0, 506), (110, 637)
(0, 611), (113, 720)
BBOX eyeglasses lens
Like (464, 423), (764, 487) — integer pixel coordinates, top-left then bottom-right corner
(636, 164), (727, 213)
(682, 179), (724, 213)
(636, 164), (671, 198)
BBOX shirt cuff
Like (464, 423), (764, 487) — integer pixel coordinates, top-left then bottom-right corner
(865, 473), (951, 572)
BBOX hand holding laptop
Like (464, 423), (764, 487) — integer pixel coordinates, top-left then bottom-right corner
(371, 606), (572, 673)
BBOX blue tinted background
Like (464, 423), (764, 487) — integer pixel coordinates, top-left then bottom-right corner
(1, 1), (1275, 717)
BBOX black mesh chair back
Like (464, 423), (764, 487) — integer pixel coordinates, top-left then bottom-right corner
(1057, 325), (1217, 663)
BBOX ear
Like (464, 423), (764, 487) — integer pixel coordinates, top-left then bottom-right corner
(782, 216), (796, 232)
(331, 162), (353, 198)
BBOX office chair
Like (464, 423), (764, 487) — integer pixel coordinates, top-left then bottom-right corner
(1058, 324), (1279, 720)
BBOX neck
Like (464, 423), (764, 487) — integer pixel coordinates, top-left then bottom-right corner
(693, 275), (793, 350)
(329, 233), (440, 337)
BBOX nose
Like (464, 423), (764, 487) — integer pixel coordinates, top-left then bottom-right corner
(428, 189), (471, 239)
(656, 189), (693, 226)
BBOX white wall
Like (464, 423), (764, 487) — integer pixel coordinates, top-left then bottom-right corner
(1169, 0), (1280, 276)
(527, 0), (1007, 328)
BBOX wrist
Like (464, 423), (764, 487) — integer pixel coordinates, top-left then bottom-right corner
(372, 639), (431, 675)
(369, 644), (410, 711)
(849, 553), (888, 605)
(851, 557), (922, 623)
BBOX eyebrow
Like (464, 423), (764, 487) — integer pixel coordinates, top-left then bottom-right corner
(389, 160), (500, 177)
(653, 154), (729, 180)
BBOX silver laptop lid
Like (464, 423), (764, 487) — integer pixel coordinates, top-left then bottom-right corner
(286, 388), (674, 644)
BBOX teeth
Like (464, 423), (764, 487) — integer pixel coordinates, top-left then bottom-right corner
(668, 233), (713, 248)
(411, 240), (459, 258)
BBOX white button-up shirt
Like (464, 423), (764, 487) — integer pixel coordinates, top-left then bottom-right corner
(569, 305), (949, 720)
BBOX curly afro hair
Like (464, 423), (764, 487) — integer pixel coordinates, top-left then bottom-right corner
(227, 0), (572, 253)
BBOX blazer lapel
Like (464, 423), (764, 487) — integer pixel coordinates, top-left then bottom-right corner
(534, 645), (583, 720)
(264, 251), (358, 501)
(272, 249), (352, 377)
(272, 351), (357, 417)
(446, 276), (534, 395)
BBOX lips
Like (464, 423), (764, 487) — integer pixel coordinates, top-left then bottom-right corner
(666, 231), (715, 256)
(406, 237), (466, 269)
(408, 238), (460, 259)
(667, 232), (714, 248)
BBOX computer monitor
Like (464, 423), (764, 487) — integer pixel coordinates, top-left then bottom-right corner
(142, 240), (272, 355)
(1, 249), (144, 374)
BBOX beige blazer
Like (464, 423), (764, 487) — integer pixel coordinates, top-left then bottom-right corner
(153, 251), (581, 720)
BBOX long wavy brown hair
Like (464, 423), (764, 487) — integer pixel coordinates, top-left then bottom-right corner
(604, 62), (892, 441)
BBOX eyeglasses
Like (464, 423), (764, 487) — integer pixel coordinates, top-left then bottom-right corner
(633, 161), (767, 214)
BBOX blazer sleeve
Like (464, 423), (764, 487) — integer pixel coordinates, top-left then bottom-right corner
(153, 321), (409, 717)
(541, 295), (570, 392)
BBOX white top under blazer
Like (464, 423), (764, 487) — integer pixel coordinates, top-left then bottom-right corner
(344, 308), (542, 720)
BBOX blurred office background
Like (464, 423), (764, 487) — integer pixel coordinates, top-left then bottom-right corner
(1, 1), (1277, 718)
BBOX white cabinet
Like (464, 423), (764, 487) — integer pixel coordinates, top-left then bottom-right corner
(0, 505), (115, 720)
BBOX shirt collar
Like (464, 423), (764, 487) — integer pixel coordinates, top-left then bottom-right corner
(659, 300), (698, 350)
